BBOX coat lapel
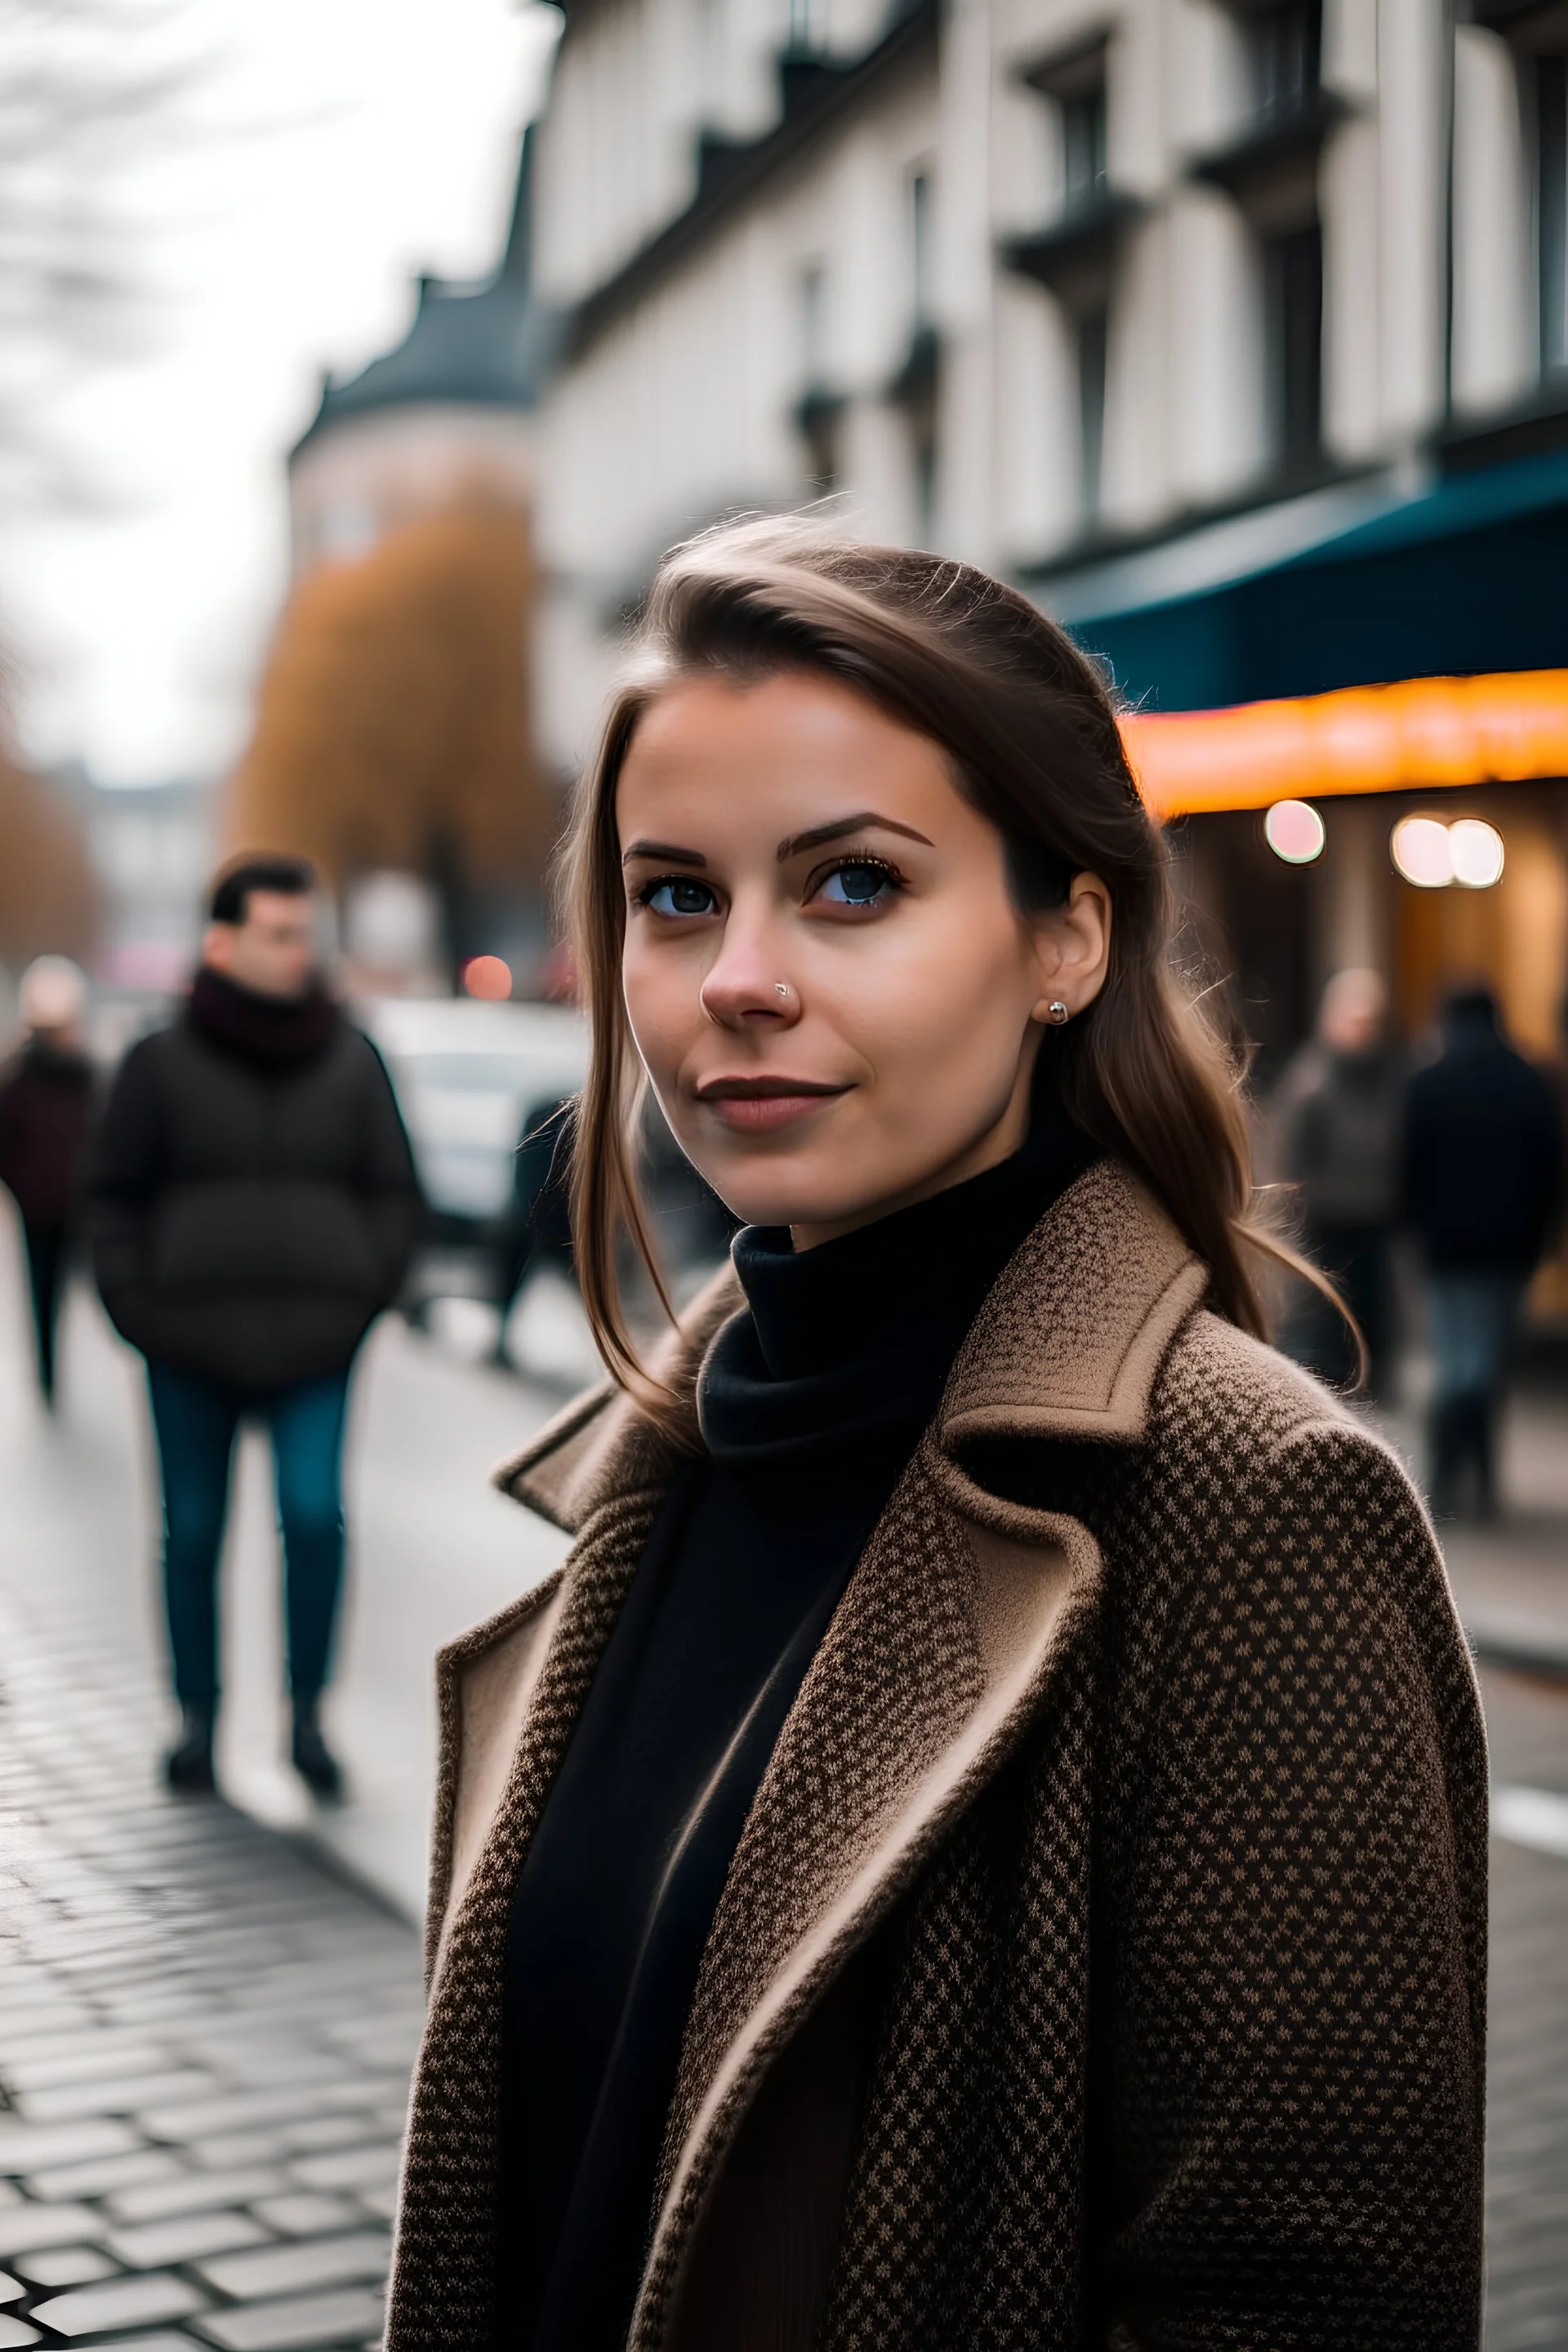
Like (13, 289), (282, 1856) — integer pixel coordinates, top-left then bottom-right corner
(631, 1165), (1200, 2347)
(390, 1484), (666, 2348)
(632, 1449), (1105, 2349)
(395, 1159), (1204, 2352)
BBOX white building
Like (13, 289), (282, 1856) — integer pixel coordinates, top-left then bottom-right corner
(529, 0), (1568, 753)
(526, 0), (1568, 1102)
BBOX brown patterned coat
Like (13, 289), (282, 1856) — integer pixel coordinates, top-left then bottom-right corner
(386, 1160), (1487, 2351)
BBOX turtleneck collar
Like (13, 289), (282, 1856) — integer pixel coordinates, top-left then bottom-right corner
(697, 1106), (1092, 1472)
(188, 965), (338, 1067)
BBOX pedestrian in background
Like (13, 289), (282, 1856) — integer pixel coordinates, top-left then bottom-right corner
(87, 856), (421, 1797)
(490, 1096), (574, 1365)
(1405, 982), (1566, 1518)
(0, 956), (96, 1408)
(1272, 965), (1403, 1395)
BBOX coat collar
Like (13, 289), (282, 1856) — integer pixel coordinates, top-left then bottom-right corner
(495, 1158), (1206, 1535)
(486, 1159), (1208, 2349)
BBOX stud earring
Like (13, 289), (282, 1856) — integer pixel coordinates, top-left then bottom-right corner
(1046, 1000), (1071, 1025)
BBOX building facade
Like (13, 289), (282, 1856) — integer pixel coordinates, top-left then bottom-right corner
(529, 0), (1568, 1087)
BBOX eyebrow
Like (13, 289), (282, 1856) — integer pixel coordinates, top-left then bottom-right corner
(621, 839), (706, 866)
(776, 813), (935, 861)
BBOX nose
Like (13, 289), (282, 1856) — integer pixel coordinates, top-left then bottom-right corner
(698, 914), (802, 1032)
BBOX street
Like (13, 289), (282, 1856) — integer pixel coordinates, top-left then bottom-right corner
(0, 1229), (1566, 2347)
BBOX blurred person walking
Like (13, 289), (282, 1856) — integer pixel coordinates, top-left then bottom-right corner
(1405, 983), (1565, 1518)
(0, 956), (96, 1407)
(87, 857), (421, 1797)
(491, 1096), (574, 1365)
(1272, 967), (1404, 1393)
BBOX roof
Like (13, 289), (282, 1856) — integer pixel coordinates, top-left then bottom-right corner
(292, 131), (557, 460)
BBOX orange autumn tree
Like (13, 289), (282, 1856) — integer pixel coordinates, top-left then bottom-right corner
(225, 505), (554, 902)
(0, 745), (96, 969)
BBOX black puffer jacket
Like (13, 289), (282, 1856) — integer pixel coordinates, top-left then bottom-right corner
(0, 1040), (96, 1229)
(87, 970), (421, 1390)
(1404, 999), (1565, 1272)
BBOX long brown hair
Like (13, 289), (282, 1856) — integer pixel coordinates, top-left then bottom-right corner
(561, 516), (1336, 1424)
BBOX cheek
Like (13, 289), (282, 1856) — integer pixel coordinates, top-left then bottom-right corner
(836, 906), (1035, 1089)
(621, 935), (697, 1080)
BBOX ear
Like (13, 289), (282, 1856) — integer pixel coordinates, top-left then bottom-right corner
(1027, 872), (1111, 1022)
(202, 923), (234, 974)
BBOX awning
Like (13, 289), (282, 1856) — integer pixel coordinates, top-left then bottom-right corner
(1123, 668), (1568, 822)
(1040, 448), (1568, 711)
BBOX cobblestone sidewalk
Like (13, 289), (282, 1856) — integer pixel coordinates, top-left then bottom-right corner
(0, 1596), (421, 2350)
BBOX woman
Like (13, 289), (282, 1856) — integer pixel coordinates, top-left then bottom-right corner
(389, 525), (1486, 2352)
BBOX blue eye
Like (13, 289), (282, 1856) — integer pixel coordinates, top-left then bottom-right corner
(643, 876), (716, 917)
(819, 860), (897, 907)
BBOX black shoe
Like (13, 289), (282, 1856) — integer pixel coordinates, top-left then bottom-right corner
(165, 1704), (216, 1795)
(291, 1705), (343, 1802)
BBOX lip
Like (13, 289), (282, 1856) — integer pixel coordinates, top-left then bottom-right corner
(695, 1076), (851, 1134)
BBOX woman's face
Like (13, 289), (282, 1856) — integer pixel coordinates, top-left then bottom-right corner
(617, 670), (1110, 1247)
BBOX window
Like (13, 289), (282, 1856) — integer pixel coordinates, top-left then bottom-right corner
(1022, 38), (1109, 224)
(1540, 55), (1568, 371)
(1242, 0), (1322, 125)
(795, 265), (841, 490)
(1061, 79), (1108, 216)
(1078, 305), (1108, 520)
(1263, 218), (1323, 476)
(898, 174), (940, 541)
(800, 262), (827, 381)
(787, 0), (826, 56)
(911, 170), (933, 328)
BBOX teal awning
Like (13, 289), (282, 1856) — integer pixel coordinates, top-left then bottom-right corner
(1035, 448), (1568, 712)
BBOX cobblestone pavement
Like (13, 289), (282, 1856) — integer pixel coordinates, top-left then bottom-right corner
(0, 1592), (421, 2350)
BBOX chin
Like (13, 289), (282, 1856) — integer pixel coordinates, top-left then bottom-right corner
(703, 1168), (884, 1237)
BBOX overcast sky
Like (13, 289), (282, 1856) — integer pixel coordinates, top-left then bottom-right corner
(0, 0), (560, 788)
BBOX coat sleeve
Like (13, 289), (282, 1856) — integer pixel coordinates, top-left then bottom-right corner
(82, 1040), (166, 1355)
(351, 1037), (422, 1303)
(1102, 1423), (1487, 2350)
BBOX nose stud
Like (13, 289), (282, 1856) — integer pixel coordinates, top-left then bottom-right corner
(774, 981), (795, 1004)
(1046, 1000), (1071, 1025)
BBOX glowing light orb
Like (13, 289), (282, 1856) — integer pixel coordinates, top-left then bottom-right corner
(462, 955), (513, 1000)
(1391, 816), (1454, 889)
(1263, 799), (1326, 864)
(1447, 817), (1505, 889)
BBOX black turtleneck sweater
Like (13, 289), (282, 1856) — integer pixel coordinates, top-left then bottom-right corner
(497, 1115), (1090, 2351)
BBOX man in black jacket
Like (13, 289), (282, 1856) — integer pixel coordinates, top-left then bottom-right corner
(0, 956), (96, 1406)
(88, 856), (421, 1796)
(1405, 983), (1566, 1517)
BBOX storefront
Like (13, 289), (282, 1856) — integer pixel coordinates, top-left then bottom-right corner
(1123, 672), (1568, 1075)
(1032, 441), (1568, 1061)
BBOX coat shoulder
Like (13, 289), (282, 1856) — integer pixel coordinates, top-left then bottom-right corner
(1150, 1304), (1356, 1459)
(1147, 1306), (1439, 1535)
(1136, 1308), (1459, 1659)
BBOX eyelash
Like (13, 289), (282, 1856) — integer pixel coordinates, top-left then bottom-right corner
(634, 853), (908, 916)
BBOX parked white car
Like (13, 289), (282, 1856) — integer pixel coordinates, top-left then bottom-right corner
(363, 996), (590, 1227)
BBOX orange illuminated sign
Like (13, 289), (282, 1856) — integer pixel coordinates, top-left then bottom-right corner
(1121, 669), (1568, 822)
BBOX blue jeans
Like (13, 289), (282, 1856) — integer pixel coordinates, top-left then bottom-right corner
(1427, 1271), (1526, 1409)
(146, 1362), (353, 1707)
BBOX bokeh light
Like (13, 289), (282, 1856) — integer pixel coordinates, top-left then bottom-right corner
(1263, 800), (1325, 864)
(461, 954), (513, 1000)
(1449, 817), (1506, 889)
(1391, 815), (1454, 888)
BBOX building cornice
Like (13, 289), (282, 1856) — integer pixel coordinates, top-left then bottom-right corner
(565, 0), (938, 364)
